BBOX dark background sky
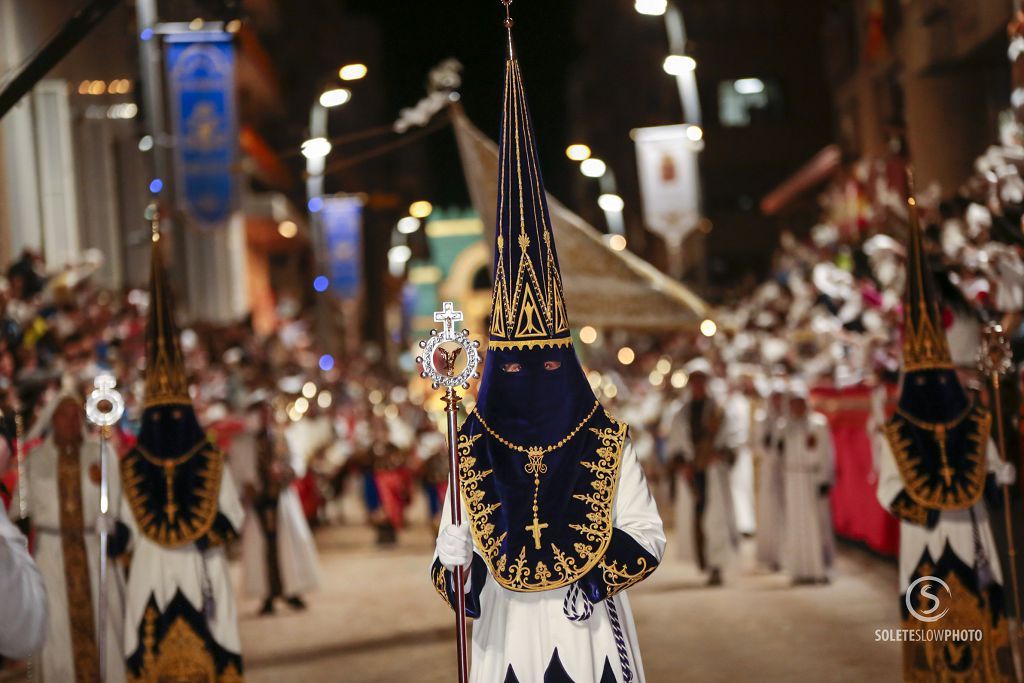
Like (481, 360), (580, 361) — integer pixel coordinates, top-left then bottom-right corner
(347, 0), (578, 204)
(252, 0), (579, 208)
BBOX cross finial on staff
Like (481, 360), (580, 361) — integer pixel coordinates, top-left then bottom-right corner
(434, 301), (464, 337)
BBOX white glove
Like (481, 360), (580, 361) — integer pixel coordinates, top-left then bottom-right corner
(437, 522), (473, 572)
(995, 460), (1017, 487)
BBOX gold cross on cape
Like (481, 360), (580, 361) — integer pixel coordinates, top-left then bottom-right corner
(525, 518), (548, 550)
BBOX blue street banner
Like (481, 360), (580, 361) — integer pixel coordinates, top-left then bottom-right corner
(165, 31), (238, 230)
(321, 196), (364, 299)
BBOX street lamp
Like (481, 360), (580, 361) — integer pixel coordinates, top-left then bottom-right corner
(598, 193), (625, 213)
(396, 216), (421, 234)
(339, 63), (368, 81)
(634, 0), (667, 15)
(301, 137), (332, 160)
(409, 200), (433, 218)
(662, 54), (696, 76)
(319, 88), (352, 108)
(565, 143), (592, 161)
(580, 158), (607, 178)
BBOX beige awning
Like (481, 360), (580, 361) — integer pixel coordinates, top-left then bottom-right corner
(451, 105), (709, 331)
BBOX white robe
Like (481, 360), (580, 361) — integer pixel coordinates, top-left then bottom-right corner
(662, 395), (740, 572)
(0, 500), (47, 660)
(230, 431), (321, 599)
(16, 437), (127, 683)
(435, 440), (665, 683)
(119, 462), (246, 661)
(726, 392), (756, 535)
(753, 408), (785, 568)
(780, 413), (835, 581)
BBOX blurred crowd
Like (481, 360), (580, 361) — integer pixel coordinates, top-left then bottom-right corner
(0, 246), (453, 549)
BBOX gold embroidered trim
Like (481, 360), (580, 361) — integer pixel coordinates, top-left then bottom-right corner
(432, 562), (453, 608)
(121, 443), (224, 548)
(884, 408), (989, 511)
(129, 606), (244, 683)
(461, 420), (628, 593)
(487, 336), (573, 350)
(57, 444), (100, 682)
(600, 556), (656, 599)
(889, 494), (930, 527)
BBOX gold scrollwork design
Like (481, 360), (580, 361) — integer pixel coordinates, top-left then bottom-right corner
(885, 408), (989, 511)
(600, 556), (656, 598)
(460, 419), (628, 592)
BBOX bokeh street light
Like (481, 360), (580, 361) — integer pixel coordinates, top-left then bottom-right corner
(565, 143), (592, 161)
(278, 220), (298, 238)
(339, 63), (368, 81)
(580, 158), (607, 178)
(319, 87), (352, 108)
(396, 216), (421, 234)
(634, 0), (668, 15)
(663, 54), (697, 76)
(301, 136), (332, 160)
(409, 200), (433, 218)
(598, 193), (625, 213)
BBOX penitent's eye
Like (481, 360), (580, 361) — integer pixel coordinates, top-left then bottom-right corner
(543, 361), (562, 371)
(502, 363), (522, 373)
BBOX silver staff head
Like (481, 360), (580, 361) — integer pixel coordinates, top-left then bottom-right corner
(86, 374), (126, 427)
(416, 301), (481, 390)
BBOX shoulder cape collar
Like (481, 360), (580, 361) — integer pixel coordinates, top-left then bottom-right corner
(883, 404), (990, 512)
(458, 408), (627, 593)
(121, 439), (224, 548)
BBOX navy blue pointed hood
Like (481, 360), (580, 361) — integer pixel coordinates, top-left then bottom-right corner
(473, 36), (596, 445)
(883, 178), (990, 513)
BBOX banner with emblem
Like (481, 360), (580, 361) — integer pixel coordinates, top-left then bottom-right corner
(165, 31), (238, 230)
(634, 124), (702, 248)
(321, 196), (364, 299)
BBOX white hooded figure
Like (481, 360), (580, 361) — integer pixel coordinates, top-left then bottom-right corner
(724, 377), (756, 536)
(661, 358), (742, 584)
(753, 378), (787, 570)
(779, 383), (835, 583)
(15, 390), (127, 682)
(230, 394), (320, 614)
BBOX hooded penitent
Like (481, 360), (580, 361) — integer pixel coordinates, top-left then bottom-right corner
(120, 233), (235, 549)
(883, 188), (990, 524)
(437, 38), (657, 601)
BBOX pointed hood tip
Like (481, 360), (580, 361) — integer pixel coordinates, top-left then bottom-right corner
(143, 234), (191, 408)
(487, 41), (572, 351)
(900, 175), (953, 373)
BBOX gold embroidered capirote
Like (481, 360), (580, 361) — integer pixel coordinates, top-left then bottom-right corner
(488, 58), (572, 351)
(144, 231), (191, 408)
(901, 194), (954, 372)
